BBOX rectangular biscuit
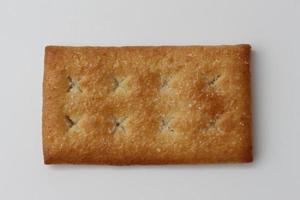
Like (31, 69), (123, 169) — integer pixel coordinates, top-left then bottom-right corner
(43, 45), (252, 164)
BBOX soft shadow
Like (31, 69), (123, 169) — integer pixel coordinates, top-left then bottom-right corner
(250, 48), (262, 163)
(46, 161), (257, 171)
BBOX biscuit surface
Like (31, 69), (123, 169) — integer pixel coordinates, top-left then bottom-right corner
(43, 45), (252, 164)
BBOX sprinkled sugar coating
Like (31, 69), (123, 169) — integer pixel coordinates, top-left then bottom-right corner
(43, 45), (252, 164)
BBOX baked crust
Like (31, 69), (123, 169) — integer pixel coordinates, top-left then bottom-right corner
(43, 45), (252, 164)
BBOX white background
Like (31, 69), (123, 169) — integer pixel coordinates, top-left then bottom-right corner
(0, 0), (299, 199)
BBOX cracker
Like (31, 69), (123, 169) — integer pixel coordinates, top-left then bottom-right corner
(43, 45), (252, 164)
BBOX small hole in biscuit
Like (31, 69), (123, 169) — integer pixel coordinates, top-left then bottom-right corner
(208, 118), (216, 128)
(160, 75), (173, 90)
(207, 74), (221, 86)
(160, 116), (174, 133)
(65, 115), (75, 128)
(67, 76), (74, 91)
(111, 116), (127, 134)
(67, 76), (82, 92)
(202, 114), (221, 133)
(112, 77), (126, 92)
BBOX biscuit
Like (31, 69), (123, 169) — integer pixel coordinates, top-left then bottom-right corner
(43, 45), (252, 164)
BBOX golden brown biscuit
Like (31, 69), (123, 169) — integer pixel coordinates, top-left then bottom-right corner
(43, 45), (252, 164)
